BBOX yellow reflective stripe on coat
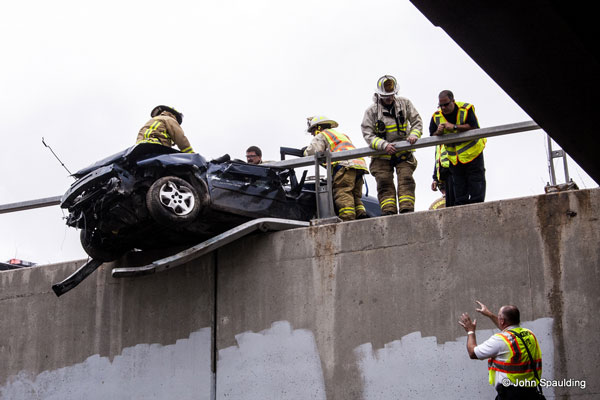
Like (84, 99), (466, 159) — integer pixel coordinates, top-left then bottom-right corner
(180, 146), (193, 153)
(410, 128), (422, 138)
(355, 204), (366, 212)
(372, 137), (384, 150)
(385, 123), (407, 133)
(431, 101), (483, 165)
(144, 121), (161, 140)
(136, 138), (161, 145)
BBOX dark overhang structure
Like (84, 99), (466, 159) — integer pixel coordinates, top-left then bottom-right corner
(410, 1), (599, 184)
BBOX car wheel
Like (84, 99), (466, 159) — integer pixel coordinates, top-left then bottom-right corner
(80, 229), (125, 262)
(146, 176), (201, 226)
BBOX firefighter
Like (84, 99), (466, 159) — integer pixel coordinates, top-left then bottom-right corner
(136, 105), (194, 153)
(361, 75), (423, 215)
(304, 116), (369, 221)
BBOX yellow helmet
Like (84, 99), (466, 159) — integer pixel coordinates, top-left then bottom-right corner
(376, 75), (398, 97)
(306, 115), (339, 132)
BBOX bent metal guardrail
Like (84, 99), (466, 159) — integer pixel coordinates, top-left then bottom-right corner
(0, 196), (62, 214)
(0, 121), (541, 217)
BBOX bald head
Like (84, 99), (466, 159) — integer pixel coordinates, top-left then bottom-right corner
(499, 305), (520, 327)
(438, 90), (454, 101)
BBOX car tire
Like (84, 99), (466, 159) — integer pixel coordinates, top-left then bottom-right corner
(146, 176), (201, 226)
(80, 229), (125, 262)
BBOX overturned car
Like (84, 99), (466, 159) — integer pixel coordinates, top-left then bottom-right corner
(60, 143), (378, 263)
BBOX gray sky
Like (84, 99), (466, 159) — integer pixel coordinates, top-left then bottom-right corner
(1, 0), (596, 264)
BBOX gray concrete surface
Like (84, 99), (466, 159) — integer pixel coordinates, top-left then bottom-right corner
(0, 250), (215, 400)
(1, 188), (598, 399)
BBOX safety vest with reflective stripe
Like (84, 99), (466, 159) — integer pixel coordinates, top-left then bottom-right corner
(320, 129), (368, 172)
(434, 144), (449, 182)
(432, 102), (484, 165)
(488, 327), (542, 387)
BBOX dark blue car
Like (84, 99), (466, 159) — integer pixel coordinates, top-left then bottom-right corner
(61, 143), (379, 262)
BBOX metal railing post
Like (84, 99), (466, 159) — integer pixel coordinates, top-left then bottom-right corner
(547, 134), (573, 185)
(546, 135), (557, 186)
(312, 150), (338, 223)
(314, 151), (322, 219)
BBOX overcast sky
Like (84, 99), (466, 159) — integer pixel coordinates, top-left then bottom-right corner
(1, 0), (596, 264)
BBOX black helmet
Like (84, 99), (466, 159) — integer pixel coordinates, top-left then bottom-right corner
(151, 105), (184, 125)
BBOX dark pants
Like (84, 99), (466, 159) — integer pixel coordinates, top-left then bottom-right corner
(495, 384), (540, 399)
(449, 152), (486, 205)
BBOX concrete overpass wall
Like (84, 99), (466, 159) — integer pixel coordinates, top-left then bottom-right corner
(1, 189), (598, 399)
(0, 253), (216, 400)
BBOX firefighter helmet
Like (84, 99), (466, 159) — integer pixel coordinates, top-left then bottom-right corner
(151, 105), (184, 125)
(306, 115), (339, 132)
(375, 75), (398, 97)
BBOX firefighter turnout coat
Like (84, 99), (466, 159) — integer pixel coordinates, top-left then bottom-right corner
(136, 111), (194, 153)
(361, 95), (423, 159)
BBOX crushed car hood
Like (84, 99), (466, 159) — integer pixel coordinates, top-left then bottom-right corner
(72, 144), (180, 178)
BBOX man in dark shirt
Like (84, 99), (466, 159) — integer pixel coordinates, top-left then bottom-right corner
(429, 90), (486, 205)
(246, 146), (263, 164)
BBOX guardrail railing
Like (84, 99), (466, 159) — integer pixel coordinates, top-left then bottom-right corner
(0, 196), (62, 215)
(0, 121), (541, 218)
(265, 120), (540, 221)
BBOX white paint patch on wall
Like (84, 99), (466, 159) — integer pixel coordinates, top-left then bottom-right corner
(0, 328), (212, 400)
(217, 320), (326, 400)
(354, 318), (554, 400)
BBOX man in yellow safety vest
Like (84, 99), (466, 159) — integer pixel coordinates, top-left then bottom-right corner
(431, 90), (485, 205)
(459, 301), (543, 399)
(304, 116), (369, 221)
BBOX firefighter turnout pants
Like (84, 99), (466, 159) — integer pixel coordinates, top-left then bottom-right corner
(370, 155), (417, 214)
(333, 167), (366, 221)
